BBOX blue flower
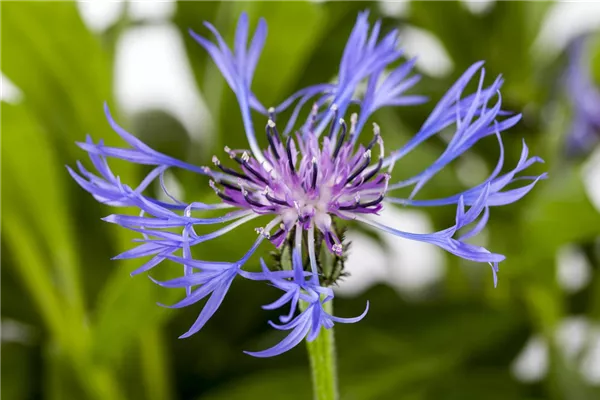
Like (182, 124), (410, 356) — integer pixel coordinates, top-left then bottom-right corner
(70, 11), (545, 357)
(564, 35), (600, 157)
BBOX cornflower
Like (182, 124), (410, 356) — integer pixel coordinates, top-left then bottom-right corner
(69, 11), (545, 357)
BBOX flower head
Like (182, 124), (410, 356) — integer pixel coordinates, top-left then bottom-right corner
(70, 11), (545, 357)
(564, 34), (600, 157)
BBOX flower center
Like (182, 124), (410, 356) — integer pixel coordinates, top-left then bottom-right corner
(208, 114), (389, 254)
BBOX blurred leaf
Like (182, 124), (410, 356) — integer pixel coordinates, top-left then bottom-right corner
(2, 199), (67, 343)
(1, 1), (114, 157)
(236, 1), (329, 106)
(1, 250), (45, 327)
(91, 252), (180, 366)
(139, 328), (174, 400)
(295, 1), (385, 89)
(132, 109), (191, 164)
(341, 355), (455, 400)
(524, 166), (600, 256)
(44, 344), (87, 400)
(2, 102), (85, 326)
(546, 345), (598, 400)
(1, 343), (35, 400)
(409, 1), (553, 103)
(423, 369), (527, 400)
(198, 368), (310, 400)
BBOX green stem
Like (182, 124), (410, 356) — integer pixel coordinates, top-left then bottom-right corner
(304, 300), (338, 400)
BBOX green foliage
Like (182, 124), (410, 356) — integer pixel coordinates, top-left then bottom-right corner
(2, 1), (600, 399)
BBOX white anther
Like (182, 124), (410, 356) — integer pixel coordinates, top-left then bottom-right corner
(212, 155), (220, 165)
(209, 180), (218, 191)
(339, 118), (345, 125)
(350, 113), (358, 135)
(311, 156), (318, 164)
(377, 135), (385, 159)
(255, 227), (271, 239)
(372, 122), (380, 136)
(241, 152), (250, 162)
(331, 103), (338, 111)
(267, 119), (276, 128)
(202, 166), (211, 174)
(268, 107), (275, 114)
(387, 157), (396, 174)
(363, 149), (372, 159)
(224, 145), (231, 153)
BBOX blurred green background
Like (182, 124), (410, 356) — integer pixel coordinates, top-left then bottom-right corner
(2, 1), (600, 399)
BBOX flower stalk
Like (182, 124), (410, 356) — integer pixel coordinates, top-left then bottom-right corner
(303, 299), (338, 400)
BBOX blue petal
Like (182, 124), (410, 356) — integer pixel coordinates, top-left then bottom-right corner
(245, 312), (312, 358)
(179, 278), (236, 338)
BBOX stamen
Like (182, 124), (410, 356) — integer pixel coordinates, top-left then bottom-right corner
(243, 189), (268, 209)
(338, 194), (361, 211)
(377, 133), (384, 159)
(269, 228), (285, 241)
(365, 128), (380, 152)
(327, 104), (339, 138)
(218, 180), (242, 192)
(286, 136), (296, 174)
(209, 180), (236, 203)
(345, 150), (371, 184)
(255, 227), (271, 239)
(234, 152), (269, 185)
(311, 157), (318, 190)
(349, 113), (358, 136)
(267, 119), (281, 143)
(332, 118), (347, 159)
(216, 163), (249, 181)
(265, 187), (289, 206)
(358, 194), (384, 208)
(357, 157), (383, 184)
(265, 121), (281, 160)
